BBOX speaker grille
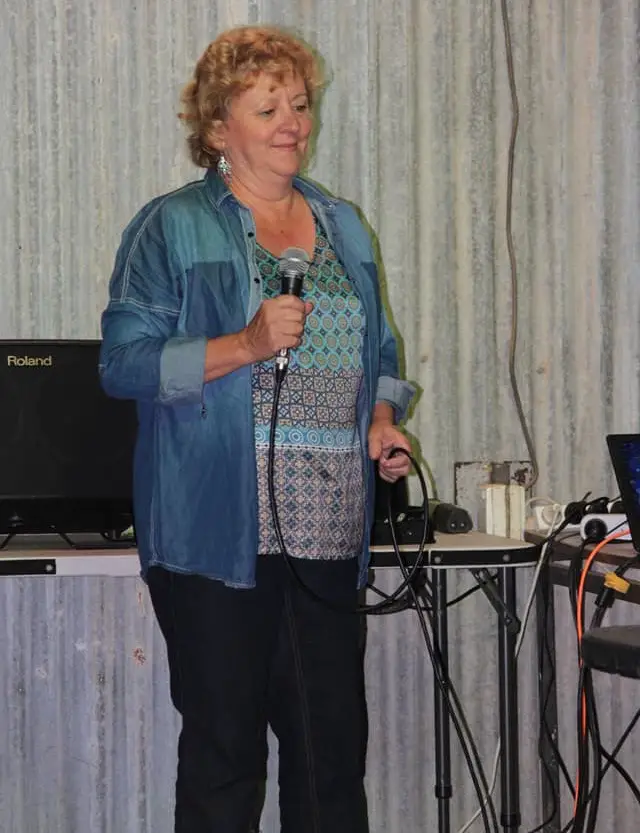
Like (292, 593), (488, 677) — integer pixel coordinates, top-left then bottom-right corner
(0, 340), (137, 532)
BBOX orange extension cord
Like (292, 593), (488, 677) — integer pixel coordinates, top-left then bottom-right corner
(572, 528), (631, 820)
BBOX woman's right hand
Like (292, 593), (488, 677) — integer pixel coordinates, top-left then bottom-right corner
(241, 296), (313, 363)
(202, 297), (313, 382)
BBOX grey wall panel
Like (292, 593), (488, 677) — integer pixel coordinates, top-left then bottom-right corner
(1, 569), (547, 833)
(2, 0), (638, 490)
(1, 0), (640, 831)
(0, 576), (179, 832)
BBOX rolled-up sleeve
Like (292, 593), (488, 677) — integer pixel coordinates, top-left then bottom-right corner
(158, 336), (207, 404)
(375, 375), (415, 422)
(375, 300), (415, 422)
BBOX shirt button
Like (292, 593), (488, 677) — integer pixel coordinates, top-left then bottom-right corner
(253, 277), (260, 284)
(248, 231), (255, 238)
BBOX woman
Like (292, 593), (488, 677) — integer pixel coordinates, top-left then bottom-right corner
(100, 24), (414, 833)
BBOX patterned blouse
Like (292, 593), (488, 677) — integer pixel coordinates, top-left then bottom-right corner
(252, 220), (367, 560)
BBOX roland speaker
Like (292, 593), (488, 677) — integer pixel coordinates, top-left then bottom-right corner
(580, 514), (631, 542)
(0, 340), (137, 535)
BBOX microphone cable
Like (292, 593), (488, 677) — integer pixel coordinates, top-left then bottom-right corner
(267, 373), (431, 616)
(268, 243), (431, 615)
(385, 479), (500, 833)
(367, 570), (499, 615)
(267, 373), (499, 833)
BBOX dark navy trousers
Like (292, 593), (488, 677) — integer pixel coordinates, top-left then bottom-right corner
(147, 555), (369, 833)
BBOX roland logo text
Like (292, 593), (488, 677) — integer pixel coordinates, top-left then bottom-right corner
(7, 355), (53, 368)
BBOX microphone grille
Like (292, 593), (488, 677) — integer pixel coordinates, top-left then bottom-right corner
(278, 247), (311, 275)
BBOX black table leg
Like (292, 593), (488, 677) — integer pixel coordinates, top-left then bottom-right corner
(536, 563), (561, 832)
(498, 568), (521, 831)
(432, 569), (452, 833)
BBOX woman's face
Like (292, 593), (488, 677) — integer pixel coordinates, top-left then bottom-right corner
(213, 72), (313, 185)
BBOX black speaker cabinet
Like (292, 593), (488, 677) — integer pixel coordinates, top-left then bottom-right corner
(0, 340), (137, 536)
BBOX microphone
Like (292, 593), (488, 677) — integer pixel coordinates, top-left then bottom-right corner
(275, 246), (310, 382)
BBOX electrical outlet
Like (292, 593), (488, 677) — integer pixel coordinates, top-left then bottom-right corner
(532, 504), (563, 531)
(530, 503), (585, 534)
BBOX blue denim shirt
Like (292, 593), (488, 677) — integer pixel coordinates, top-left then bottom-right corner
(100, 171), (414, 588)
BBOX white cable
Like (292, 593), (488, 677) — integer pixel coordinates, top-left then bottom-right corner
(525, 495), (557, 509)
(455, 508), (563, 833)
(456, 742), (501, 833)
(515, 507), (562, 657)
(525, 495), (566, 532)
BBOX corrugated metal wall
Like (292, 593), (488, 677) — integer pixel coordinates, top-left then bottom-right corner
(1, 0), (639, 831)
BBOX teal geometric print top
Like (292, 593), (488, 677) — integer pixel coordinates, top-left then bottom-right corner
(252, 221), (367, 559)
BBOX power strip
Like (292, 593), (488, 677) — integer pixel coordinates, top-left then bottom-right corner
(531, 505), (629, 540)
(580, 514), (631, 541)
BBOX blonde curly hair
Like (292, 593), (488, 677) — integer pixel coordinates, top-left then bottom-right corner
(179, 26), (324, 169)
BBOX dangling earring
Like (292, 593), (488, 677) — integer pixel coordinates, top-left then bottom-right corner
(217, 152), (232, 183)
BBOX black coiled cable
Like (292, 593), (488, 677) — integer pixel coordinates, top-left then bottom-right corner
(267, 375), (432, 615)
(267, 373), (499, 833)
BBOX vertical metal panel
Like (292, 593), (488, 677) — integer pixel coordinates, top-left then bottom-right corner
(1, 1), (639, 831)
(0, 577), (181, 832)
(0, 570), (546, 832)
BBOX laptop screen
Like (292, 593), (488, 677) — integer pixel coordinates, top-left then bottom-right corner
(606, 434), (640, 553)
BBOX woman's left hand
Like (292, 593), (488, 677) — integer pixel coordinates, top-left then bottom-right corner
(368, 404), (412, 483)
